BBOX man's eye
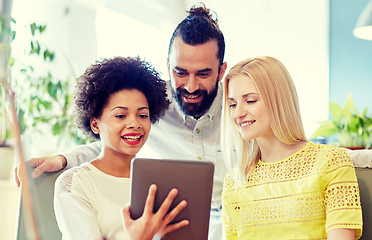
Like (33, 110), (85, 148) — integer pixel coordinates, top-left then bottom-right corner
(175, 71), (187, 77)
(198, 73), (209, 78)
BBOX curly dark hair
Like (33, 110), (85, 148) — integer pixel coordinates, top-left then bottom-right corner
(74, 56), (170, 140)
(168, 3), (225, 67)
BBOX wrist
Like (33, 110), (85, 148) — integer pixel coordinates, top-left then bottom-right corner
(59, 155), (67, 169)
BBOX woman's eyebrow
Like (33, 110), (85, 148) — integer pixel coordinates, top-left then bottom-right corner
(111, 106), (128, 111)
(227, 93), (258, 101)
(242, 93), (258, 98)
(111, 106), (149, 111)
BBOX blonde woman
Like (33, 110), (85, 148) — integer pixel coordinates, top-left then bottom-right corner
(221, 56), (362, 239)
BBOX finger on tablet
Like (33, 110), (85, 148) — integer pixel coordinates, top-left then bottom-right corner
(143, 184), (157, 215)
(157, 188), (178, 216)
(163, 200), (187, 223)
(163, 219), (189, 235)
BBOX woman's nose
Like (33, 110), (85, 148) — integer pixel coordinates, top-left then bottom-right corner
(126, 117), (141, 129)
(234, 103), (246, 119)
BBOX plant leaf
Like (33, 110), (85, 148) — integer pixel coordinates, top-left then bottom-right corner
(329, 101), (342, 122)
(30, 23), (37, 36)
(311, 121), (338, 138)
(345, 93), (360, 116)
(39, 25), (46, 33)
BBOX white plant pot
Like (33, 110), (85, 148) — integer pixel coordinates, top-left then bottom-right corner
(0, 147), (15, 180)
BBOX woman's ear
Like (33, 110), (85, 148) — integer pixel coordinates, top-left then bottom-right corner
(90, 117), (100, 134)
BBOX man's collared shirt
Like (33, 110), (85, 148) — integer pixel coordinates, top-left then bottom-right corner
(139, 81), (227, 209)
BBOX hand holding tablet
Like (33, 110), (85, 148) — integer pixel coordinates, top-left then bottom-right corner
(129, 158), (214, 240)
(122, 184), (189, 240)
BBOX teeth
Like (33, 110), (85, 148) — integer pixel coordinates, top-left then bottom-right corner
(184, 94), (199, 99)
(240, 121), (255, 127)
(122, 136), (141, 141)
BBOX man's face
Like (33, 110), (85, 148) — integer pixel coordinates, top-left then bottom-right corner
(168, 37), (227, 118)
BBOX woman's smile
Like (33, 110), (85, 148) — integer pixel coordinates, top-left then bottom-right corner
(121, 133), (143, 146)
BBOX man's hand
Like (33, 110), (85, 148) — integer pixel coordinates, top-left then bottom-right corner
(14, 155), (67, 187)
(122, 184), (189, 240)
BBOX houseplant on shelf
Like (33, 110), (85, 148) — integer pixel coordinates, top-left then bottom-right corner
(311, 94), (372, 149)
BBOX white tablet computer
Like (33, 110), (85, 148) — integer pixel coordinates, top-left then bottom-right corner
(130, 158), (214, 240)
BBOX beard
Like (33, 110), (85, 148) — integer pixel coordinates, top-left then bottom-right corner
(170, 78), (219, 119)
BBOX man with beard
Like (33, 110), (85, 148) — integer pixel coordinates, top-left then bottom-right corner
(16, 4), (228, 240)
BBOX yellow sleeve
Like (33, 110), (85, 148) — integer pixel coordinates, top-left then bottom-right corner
(324, 147), (363, 239)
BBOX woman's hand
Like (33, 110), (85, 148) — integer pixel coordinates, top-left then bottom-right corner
(121, 184), (189, 240)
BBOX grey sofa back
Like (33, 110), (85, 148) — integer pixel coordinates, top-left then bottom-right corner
(356, 167), (372, 240)
(17, 168), (63, 240)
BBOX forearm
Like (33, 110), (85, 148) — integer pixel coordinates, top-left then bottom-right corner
(327, 228), (355, 240)
(61, 141), (101, 169)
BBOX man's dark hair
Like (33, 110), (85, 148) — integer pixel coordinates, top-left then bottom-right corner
(74, 56), (170, 139)
(168, 3), (225, 66)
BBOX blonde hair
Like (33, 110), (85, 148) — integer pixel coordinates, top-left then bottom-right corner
(222, 56), (307, 183)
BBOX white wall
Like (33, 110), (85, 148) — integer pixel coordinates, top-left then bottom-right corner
(12, 0), (97, 80)
(11, 0), (330, 155)
(186, 0), (330, 138)
(96, 0), (330, 138)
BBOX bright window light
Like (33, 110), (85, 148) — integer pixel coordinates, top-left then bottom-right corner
(95, 6), (170, 79)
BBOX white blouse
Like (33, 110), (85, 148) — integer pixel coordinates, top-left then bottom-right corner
(54, 162), (130, 240)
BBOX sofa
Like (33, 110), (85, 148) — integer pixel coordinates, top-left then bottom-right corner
(16, 150), (372, 239)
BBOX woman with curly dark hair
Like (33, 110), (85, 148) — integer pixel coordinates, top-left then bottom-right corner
(54, 57), (188, 240)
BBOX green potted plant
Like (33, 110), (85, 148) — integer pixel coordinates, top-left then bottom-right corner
(1, 13), (90, 180)
(11, 22), (90, 148)
(312, 94), (372, 149)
